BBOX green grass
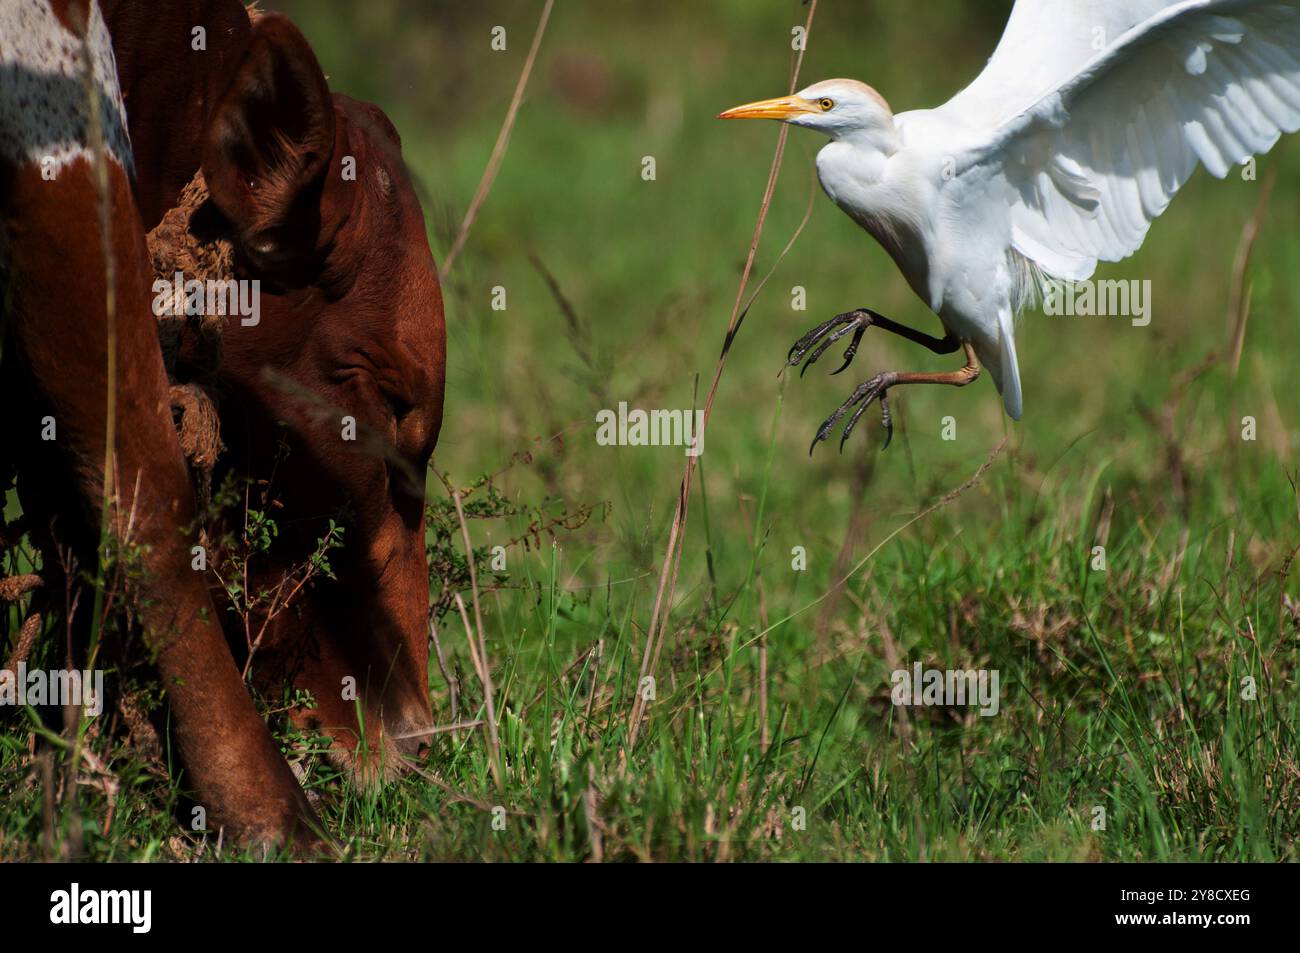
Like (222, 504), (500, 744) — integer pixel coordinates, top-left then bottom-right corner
(2, 0), (1298, 861)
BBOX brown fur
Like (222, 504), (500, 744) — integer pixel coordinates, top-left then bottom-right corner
(1, 0), (322, 848)
(105, 2), (447, 780)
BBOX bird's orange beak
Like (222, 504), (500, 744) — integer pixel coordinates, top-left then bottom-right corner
(717, 95), (818, 121)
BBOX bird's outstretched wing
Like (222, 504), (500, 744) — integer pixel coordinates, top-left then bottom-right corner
(941, 0), (1300, 282)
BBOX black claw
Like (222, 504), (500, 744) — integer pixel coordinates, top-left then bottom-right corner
(807, 378), (869, 455)
(801, 321), (861, 377)
(808, 422), (834, 456)
(808, 373), (895, 455)
(840, 396), (872, 451)
(830, 325), (867, 376)
(791, 310), (905, 456)
(809, 414), (842, 456)
(840, 377), (885, 449)
(786, 310), (875, 374)
(786, 314), (853, 367)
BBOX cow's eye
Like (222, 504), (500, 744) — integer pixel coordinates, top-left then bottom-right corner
(379, 383), (413, 422)
(388, 395), (413, 421)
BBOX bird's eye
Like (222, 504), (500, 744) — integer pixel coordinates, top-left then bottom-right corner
(818, 98), (834, 111)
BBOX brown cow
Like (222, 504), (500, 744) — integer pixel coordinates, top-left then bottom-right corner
(104, 2), (448, 779)
(0, 0), (321, 847)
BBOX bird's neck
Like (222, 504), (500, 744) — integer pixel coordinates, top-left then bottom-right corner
(816, 137), (930, 302)
(835, 122), (900, 157)
(815, 136), (896, 202)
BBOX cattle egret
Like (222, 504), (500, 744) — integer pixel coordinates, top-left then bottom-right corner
(720, 0), (1300, 451)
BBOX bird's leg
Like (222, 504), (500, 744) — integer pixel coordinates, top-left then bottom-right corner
(810, 341), (981, 453)
(787, 308), (961, 378)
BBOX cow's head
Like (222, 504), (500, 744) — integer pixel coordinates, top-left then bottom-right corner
(199, 14), (445, 778)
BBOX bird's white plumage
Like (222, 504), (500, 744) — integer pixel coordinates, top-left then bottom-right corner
(764, 0), (1300, 420)
(933, 0), (1300, 281)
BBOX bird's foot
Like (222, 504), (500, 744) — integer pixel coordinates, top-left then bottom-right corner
(786, 308), (883, 378)
(809, 371), (898, 455)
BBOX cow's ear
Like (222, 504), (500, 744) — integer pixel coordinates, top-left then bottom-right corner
(201, 14), (334, 276)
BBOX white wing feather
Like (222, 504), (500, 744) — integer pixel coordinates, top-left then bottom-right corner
(944, 0), (1300, 282)
(933, 0), (1182, 132)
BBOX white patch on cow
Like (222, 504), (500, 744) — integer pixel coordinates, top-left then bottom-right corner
(0, 0), (133, 175)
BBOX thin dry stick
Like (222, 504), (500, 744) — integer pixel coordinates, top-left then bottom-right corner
(1226, 166), (1275, 377)
(738, 159), (820, 320)
(442, 0), (555, 274)
(451, 493), (503, 788)
(755, 571), (770, 753)
(627, 0), (820, 747)
(584, 637), (604, 722)
(429, 615), (461, 725)
(453, 595), (488, 701)
(73, 2), (118, 553)
(390, 720), (484, 741)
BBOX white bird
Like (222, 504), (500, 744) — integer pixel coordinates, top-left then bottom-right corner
(719, 0), (1300, 451)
